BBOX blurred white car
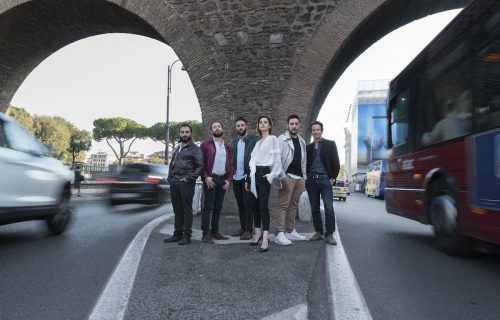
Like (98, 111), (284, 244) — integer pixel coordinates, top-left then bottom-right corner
(0, 112), (73, 234)
(333, 180), (348, 201)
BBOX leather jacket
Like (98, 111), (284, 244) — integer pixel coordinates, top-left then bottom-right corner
(230, 133), (259, 180)
(168, 140), (204, 183)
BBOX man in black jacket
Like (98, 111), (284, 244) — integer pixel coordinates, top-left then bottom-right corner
(306, 121), (340, 245)
(164, 123), (204, 245)
(230, 117), (259, 240)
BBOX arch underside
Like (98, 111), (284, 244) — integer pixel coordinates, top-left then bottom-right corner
(280, 0), (469, 140)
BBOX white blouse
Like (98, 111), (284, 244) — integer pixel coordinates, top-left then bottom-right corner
(248, 135), (282, 198)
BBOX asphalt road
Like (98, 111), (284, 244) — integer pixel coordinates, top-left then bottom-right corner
(337, 193), (500, 320)
(1, 194), (500, 320)
(0, 199), (168, 320)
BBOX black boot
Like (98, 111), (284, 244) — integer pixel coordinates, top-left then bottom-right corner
(178, 235), (191, 245)
(163, 235), (181, 243)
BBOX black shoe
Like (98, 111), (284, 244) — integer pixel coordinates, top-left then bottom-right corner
(163, 235), (181, 243)
(250, 235), (262, 246)
(211, 232), (229, 240)
(232, 228), (244, 237)
(178, 236), (191, 245)
(260, 239), (269, 252)
(202, 234), (215, 244)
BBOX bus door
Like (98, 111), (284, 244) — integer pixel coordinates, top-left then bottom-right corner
(469, 130), (500, 237)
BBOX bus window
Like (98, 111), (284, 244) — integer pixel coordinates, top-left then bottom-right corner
(475, 40), (500, 131)
(419, 61), (473, 146)
(390, 90), (409, 146)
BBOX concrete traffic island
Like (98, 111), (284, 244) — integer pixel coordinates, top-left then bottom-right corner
(123, 214), (333, 320)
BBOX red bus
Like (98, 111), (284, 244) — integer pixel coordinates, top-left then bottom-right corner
(386, 0), (500, 255)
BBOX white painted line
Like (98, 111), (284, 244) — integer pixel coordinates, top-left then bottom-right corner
(88, 214), (173, 320)
(159, 224), (316, 245)
(327, 227), (373, 320)
(260, 303), (308, 320)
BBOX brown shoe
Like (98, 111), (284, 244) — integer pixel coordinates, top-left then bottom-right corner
(240, 231), (253, 240)
(309, 232), (323, 241)
(202, 234), (214, 244)
(232, 229), (244, 237)
(211, 232), (229, 240)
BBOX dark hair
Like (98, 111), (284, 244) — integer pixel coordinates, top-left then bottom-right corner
(256, 115), (273, 136)
(287, 114), (300, 123)
(235, 116), (247, 124)
(179, 123), (192, 133)
(210, 121), (223, 129)
(309, 121), (323, 132)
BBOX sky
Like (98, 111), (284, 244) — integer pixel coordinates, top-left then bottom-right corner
(11, 9), (461, 164)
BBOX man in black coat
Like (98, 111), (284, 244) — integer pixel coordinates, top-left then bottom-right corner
(230, 116), (259, 240)
(306, 121), (340, 245)
(164, 123), (204, 245)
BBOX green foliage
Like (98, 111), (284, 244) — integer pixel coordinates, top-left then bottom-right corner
(6, 105), (34, 133)
(69, 128), (92, 164)
(148, 120), (203, 150)
(93, 117), (147, 165)
(33, 116), (72, 162)
(147, 156), (164, 164)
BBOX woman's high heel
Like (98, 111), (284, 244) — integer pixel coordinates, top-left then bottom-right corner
(259, 238), (269, 252)
(250, 235), (262, 246)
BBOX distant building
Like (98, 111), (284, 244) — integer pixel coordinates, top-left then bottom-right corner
(123, 151), (145, 163)
(346, 79), (389, 192)
(87, 151), (111, 172)
(149, 151), (166, 159)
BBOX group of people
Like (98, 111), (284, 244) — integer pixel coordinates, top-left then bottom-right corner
(163, 114), (340, 253)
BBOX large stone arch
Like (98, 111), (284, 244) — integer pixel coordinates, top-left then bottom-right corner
(0, 0), (222, 119)
(279, 0), (468, 138)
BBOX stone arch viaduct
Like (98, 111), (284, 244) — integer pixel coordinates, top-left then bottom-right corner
(0, 0), (468, 135)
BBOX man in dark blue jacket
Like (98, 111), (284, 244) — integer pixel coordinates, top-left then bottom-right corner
(306, 121), (340, 245)
(230, 117), (259, 240)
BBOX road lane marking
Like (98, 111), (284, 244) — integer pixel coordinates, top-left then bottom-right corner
(327, 227), (373, 320)
(260, 303), (308, 320)
(88, 214), (173, 320)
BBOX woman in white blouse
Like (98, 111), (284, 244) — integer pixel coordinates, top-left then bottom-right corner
(245, 115), (282, 252)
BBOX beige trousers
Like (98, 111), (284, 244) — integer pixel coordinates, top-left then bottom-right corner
(276, 176), (305, 233)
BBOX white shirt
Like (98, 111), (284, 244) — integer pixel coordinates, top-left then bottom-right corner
(249, 135), (281, 198)
(212, 139), (226, 175)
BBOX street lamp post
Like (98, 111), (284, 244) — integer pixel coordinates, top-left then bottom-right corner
(164, 59), (182, 165)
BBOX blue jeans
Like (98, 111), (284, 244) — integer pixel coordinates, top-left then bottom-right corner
(306, 178), (335, 236)
(201, 177), (227, 235)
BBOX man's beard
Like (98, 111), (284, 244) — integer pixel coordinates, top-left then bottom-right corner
(180, 136), (191, 143)
(237, 129), (247, 136)
(213, 131), (223, 138)
(288, 128), (298, 136)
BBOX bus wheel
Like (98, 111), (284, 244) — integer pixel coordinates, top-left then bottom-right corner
(430, 189), (474, 256)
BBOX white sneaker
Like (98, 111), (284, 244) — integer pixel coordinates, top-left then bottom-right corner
(274, 232), (292, 245)
(285, 229), (306, 241)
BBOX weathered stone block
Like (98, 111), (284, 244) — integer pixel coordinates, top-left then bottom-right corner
(269, 32), (283, 44)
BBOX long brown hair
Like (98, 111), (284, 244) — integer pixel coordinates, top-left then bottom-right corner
(256, 115), (273, 136)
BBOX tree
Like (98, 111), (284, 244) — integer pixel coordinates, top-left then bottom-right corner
(337, 164), (346, 181)
(33, 116), (72, 161)
(68, 128), (92, 164)
(148, 120), (203, 153)
(6, 105), (34, 133)
(147, 156), (164, 164)
(93, 117), (147, 165)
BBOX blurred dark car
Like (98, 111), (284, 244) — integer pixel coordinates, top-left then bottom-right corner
(108, 163), (170, 206)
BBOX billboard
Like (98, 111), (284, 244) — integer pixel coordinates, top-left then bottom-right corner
(357, 103), (387, 165)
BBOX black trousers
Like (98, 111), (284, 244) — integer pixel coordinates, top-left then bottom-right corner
(254, 166), (271, 232)
(201, 176), (227, 235)
(170, 180), (196, 237)
(233, 179), (256, 232)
